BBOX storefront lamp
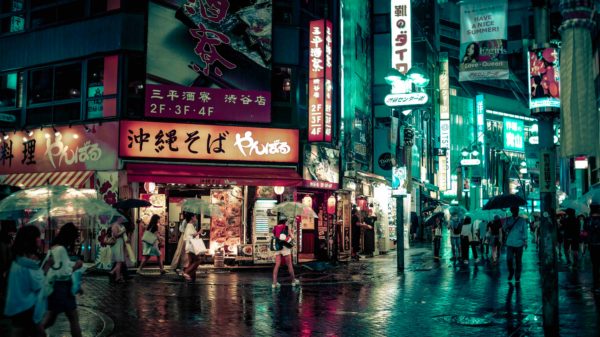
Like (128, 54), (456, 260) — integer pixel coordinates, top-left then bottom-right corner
(407, 66), (430, 88)
(461, 148), (470, 157)
(327, 195), (336, 215)
(144, 182), (156, 194)
(274, 186), (285, 195)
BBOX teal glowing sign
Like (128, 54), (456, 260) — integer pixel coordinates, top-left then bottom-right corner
(503, 117), (524, 152)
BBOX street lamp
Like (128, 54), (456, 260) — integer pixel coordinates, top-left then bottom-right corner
(384, 67), (430, 272)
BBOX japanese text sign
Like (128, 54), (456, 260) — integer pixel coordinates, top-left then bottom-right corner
(503, 117), (524, 152)
(146, 1), (272, 120)
(145, 84), (271, 123)
(0, 122), (119, 174)
(308, 19), (333, 143)
(119, 120), (299, 164)
(439, 53), (449, 120)
(476, 94), (485, 170)
(391, 0), (411, 74)
(439, 120), (451, 191)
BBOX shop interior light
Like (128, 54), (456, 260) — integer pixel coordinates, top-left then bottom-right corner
(84, 124), (91, 133)
(461, 148), (469, 157)
(53, 126), (60, 136)
(274, 186), (285, 195)
(73, 133), (79, 139)
(44, 133), (50, 139)
(22, 136), (28, 142)
(2, 133), (8, 140)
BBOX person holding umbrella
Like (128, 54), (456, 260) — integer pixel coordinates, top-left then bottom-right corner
(432, 216), (443, 259)
(503, 206), (528, 283)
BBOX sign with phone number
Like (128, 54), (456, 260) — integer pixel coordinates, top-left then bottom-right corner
(144, 84), (271, 123)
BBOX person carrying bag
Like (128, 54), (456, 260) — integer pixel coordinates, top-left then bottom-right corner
(137, 214), (166, 275)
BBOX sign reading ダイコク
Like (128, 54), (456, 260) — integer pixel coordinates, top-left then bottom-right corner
(391, 0), (411, 73)
(119, 120), (299, 164)
(0, 122), (119, 174)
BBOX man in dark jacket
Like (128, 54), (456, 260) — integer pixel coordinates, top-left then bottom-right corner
(561, 208), (580, 266)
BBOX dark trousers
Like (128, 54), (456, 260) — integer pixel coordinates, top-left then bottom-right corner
(461, 236), (470, 261)
(470, 242), (479, 259)
(433, 236), (441, 257)
(506, 246), (524, 281)
(590, 245), (600, 289)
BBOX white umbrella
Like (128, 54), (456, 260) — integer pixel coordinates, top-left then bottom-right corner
(0, 186), (97, 220)
(271, 201), (318, 218)
(179, 198), (223, 217)
(28, 198), (126, 226)
(560, 198), (590, 216)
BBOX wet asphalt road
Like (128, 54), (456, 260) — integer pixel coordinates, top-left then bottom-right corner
(3, 237), (600, 337)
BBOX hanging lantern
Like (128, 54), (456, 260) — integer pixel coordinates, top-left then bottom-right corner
(357, 197), (368, 212)
(274, 186), (285, 195)
(144, 182), (156, 194)
(327, 195), (336, 215)
(302, 195), (313, 208)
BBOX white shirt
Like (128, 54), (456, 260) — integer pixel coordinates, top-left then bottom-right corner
(47, 245), (75, 281)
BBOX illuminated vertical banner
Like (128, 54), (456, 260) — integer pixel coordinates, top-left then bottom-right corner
(391, 0), (411, 73)
(476, 94), (485, 171)
(440, 120), (451, 191)
(309, 19), (333, 142)
(528, 48), (560, 110)
(438, 53), (450, 191)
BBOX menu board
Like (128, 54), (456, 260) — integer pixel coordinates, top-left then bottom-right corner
(210, 187), (243, 255)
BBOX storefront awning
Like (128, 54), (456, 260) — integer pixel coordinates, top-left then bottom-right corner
(356, 171), (388, 183)
(126, 163), (303, 187)
(1, 171), (94, 188)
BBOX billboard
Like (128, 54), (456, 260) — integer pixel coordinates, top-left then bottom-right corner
(503, 117), (524, 152)
(391, 0), (411, 73)
(459, 0), (508, 81)
(146, 1), (272, 123)
(476, 94), (485, 170)
(528, 48), (560, 110)
(119, 120), (298, 164)
(308, 19), (333, 142)
(302, 144), (339, 190)
(0, 122), (119, 174)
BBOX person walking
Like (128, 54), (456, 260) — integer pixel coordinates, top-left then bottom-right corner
(351, 207), (371, 261)
(561, 208), (580, 267)
(170, 212), (190, 273)
(271, 218), (299, 289)
(477, 219), (490, 261)
(4, 225), (52, 337)
(432, 217), (443, 259)
(503, 207), (528, 283)
(585, 201), (600, 294)
(469, 217), (481, 263)
(488, 215), (503, 264)
(109, 219), (127, 283)
(42, 223), (83, 337)
(137, 214), (166, 275)
(182, 213), (205, 282)
(448, 215), (462, 262)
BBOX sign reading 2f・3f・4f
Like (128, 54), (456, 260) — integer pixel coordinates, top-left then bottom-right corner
(119, 121), (299, 164)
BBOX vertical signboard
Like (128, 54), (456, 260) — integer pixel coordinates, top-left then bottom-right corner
(439, 53), (450, 191)
(146, 1), (272, 123)
(309, 19), (333, 142)
(440, 120), (451, 191)
(528, 48), (561, 110)
(459, 0), (508, 81)
(391, 0), (411, 73)
(503, 117), (525, 152)
(475, 94), (485, 170)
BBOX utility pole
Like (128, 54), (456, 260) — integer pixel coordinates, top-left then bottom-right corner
(531, 0), (558, 335)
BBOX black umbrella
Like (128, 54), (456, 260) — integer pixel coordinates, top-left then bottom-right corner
(482, 194), (526, 210)
(113, 198), (152, 209)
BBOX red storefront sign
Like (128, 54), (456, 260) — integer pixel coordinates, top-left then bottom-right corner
(0, 122), (119, 174)
(308, 19), (333, 142)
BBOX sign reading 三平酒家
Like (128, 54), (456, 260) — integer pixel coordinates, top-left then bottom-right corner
(502, 117), (524, 152)
(0, 122), (119, 174)
(146, 1), (273, 121)
(144, 84), (271, 123)
(119, 120), (299, 164)
(308, 19), (333, 142)
(391, 0), (411, 73)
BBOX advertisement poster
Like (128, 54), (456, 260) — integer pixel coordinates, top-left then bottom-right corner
(352, 108), (372, 167)
(528, 48), (560, 110)
(302, 144), (339, 189)
(146, 0), (272, 123)
(210, 187), (243, 255)
(503, 117), (525, 152)
(459, 0), (508, 81)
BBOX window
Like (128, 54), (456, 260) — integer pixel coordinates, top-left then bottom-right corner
(30, 1), (85, 29)
(0, 72), (21, 108)
(272, 67), (292, 103)
(28, 63), (82, 123)
(124, 54), (145, 118)
(0, 0), (24, 33)
(86, 55), (118, 118)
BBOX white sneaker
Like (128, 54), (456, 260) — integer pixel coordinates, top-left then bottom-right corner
(291, 279), (300, 286)
(271, 282), (281, 289)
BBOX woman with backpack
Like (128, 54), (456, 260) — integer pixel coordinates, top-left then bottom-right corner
(271, 217), (299, 289)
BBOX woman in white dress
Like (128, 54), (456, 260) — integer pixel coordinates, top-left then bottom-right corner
(182, 214), (205, 282)
(170, 213), (191, 272)
(109, 220), (126, 283)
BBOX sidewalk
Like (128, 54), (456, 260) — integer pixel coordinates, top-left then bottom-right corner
(2, 238), (599, 336)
